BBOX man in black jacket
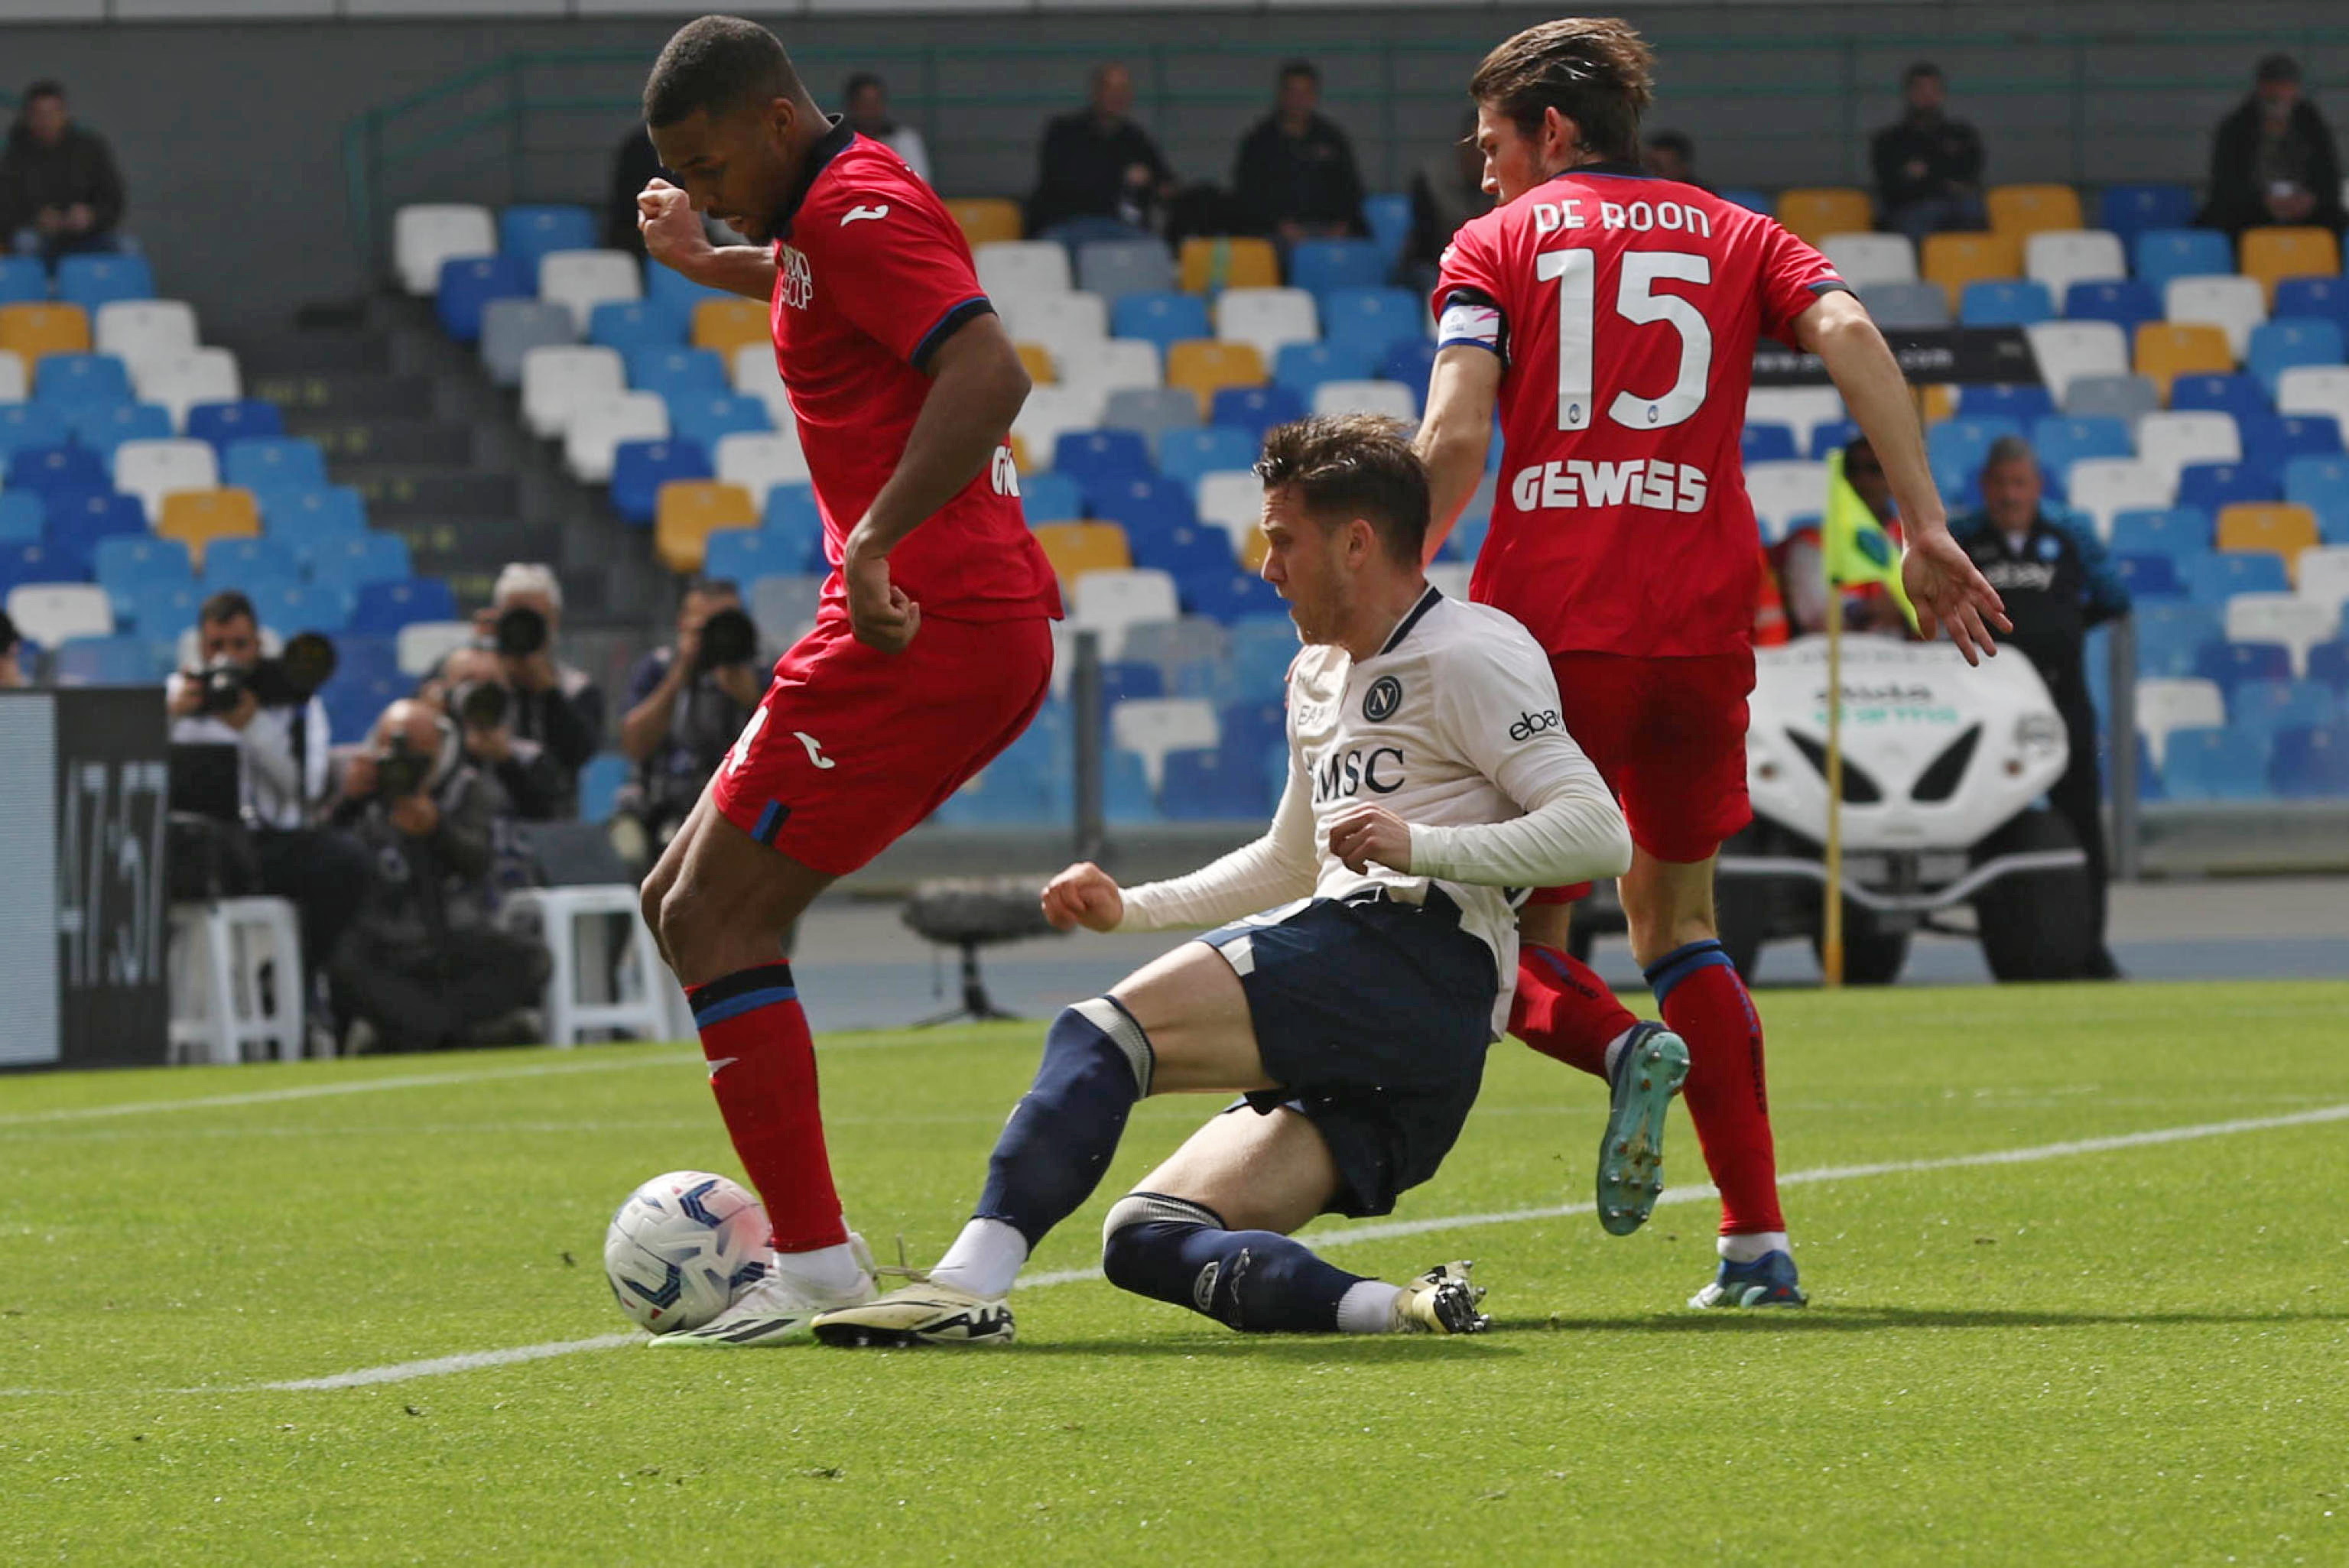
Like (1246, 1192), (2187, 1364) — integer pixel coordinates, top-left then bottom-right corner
(472, 563), (605, 820)
(2198, 54), (2347, 238)
(0, 80), (126, 265)
(1870, 63), (1986, 247)
(1232, 61), (1366, 245)
(1027, 63), (1174, 238)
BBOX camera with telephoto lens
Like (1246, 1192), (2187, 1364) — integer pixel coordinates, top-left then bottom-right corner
(196, 631), (340, 715)
(694, 606), (757, 674)
(372, 733), (436, 800)
(451, 679), (511, 733)
(494, 605), (549, 658)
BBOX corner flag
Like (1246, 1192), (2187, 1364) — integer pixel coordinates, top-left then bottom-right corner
(1823, 447), (1919, 631)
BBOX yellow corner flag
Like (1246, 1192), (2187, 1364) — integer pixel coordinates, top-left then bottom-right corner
(1823, 446), (1919, 631)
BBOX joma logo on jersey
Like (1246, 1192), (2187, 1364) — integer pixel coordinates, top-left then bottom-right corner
(990, 443), (1020, 498)
(778, 246), (814, 310)
(1512, 458), (1709, 515)
(1509, 708), (1563, 742)
(1313, 745), (1405, 800)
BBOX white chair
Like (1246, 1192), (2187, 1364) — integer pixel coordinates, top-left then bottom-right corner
(2065, 458), (2175, 537)
(2024, 229), (2127, 307)
(0, 349), (22, 403)
(167, 898), (307, 1063)
(563, 391), (670, 483)
(1215, 287), (1318, 361)
(1110, 696), (1221, 790)
(1005, 291), (1109, 367)
(1821, 232), (1916, 285)
(2026, 320), (2129, 404)
(2163, 274), (2266, 360)
(135, 347), (240, 431)
(1071, 567), (1181, 660)
(2134, 411), (2241, 486)
(2224, 593), (2340, 677)
(975, 241), (1073, 308)
(521, 344), (626, 440)
(1195, 469), (1265, 559)
(1747, 387), (1846, 455)
(1425, 561), (1472, 599)
(1057, 339), (1161, 397)
(1012, 384), (1110, 467)
(730, 342), (794, 429)
(112, 438), (220, 524)
(394, 203), (495, 296)
(499, 888), (673, 1047)
(396, 619), (476, 677)
(2295, 546), (2349, 613)
(2133, 677), (2225, 769)
(94, 300), (200, 379)
(1743, 459), (1831, 543)
(2276, 365), (2349, 434)
(1311, 379), (1418, 421)
(6, 583), (112, 644)
(538, 249), (642, 331)
(715, 430), (809, 501)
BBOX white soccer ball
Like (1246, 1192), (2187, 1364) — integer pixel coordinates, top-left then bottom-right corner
(603, 1170), (773, 1333)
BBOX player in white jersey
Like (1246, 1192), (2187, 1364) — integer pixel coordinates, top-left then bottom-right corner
(814, 417), (1657, 1347)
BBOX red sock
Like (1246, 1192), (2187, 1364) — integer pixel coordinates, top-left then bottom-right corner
(1645, 941), (1783, 1236)
(686, 962), (849, 1254)
(1511, 943), (1638, 1081)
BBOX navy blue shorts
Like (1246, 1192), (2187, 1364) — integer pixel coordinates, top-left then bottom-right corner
(1197, 888), (1498, 1219)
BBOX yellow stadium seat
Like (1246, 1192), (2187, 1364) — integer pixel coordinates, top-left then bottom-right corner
(691, 298), (771, 357)
(2133, 322), (2236, 398)
(2216, 503), (2321, 575)
(1986, 183), (2084, 239)
(1178, 237), (1279, 294)
(1775, 188), (1873, 246)
(1920, 385), (1956, 424)
(2240, 226), (2343, 305)
(946, 198), (1023, 250)
(655, 481), (758, 573)
(1032, 521), (1131, 583)
(0, 302), (92, 364)
(155, 488), (261, 567)
(1015, 342), (1058, 385)
(1237, 529), (1271, 573)
(1921, 232), (2023, 310)
(1165, 339), (1266, 414)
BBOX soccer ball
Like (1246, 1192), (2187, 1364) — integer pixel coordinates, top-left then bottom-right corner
(603, 1171), (773, 1333)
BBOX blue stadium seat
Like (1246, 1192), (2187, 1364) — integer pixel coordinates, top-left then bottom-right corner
(1716, 188), (1772, 215)
(256, 485), (369, 544)
(1927, 417), (2020, 502)
(307, 531), (414, 595)
(8, 443), (109, 495)
(609, 438), (713, 524)
(1210, 385), (1307, 441)
(2131, 729), (2165, 802)
(251, 580), (353, 636)
(2064, 278), (2161, 332)
(93, 535), (194, 609)
(349, 577), (457, 635)
(1075, 239), (1178, 306)
(184, 399), (284, 456)
(66, 401), (172, 458)
(2230, 678), (2342, 744)
(644, 256), (731, 317)
(51, 634), (161, 687)
(435, 255), (531, 343)
(2178, 462), (2278, 514)
(2133, 602), (2224, 677)
(2308, 640), (2349, 694)
(2283, 455), (2349, 513)
(0, 402), (70, 457)
(668, 393), (772, 451)
(34, 353), (133, 408)
(577, 753), (631, 824)
(1101, 748), (1160, 823)
(0, 541), (72, 593)
(0, 492), (41, 544)
(2112, 553), (2182, 599)
(1363, 193), (1414, 264)
(499, 205), (596, 275)
(1318, 287), (1426, 358)
(2240, 413), (2344, 475)
(224, 437), (328, 493)
(2248, 317), (2346, 398)
(1054, 430), (1155, 496)
(1228, 616), (1298, 692)
(1189, 570), (1286, 624)
(2269, 724), (2349, 797)
(0, 254), (46, 304)
(2167, 373), (2267, 420)
(1742, 423), (1800, 465)
(330, 634), (400, 688)
(1810, 418), (1862, 458)
(2160, 725), (2269, 800)
(1960, 279), (2054, 326)
(1155, 426), (1259, 489)
(1088, 474), (1196, 539)
(54, 254), (155, 312)
(1160, 744), (1273, 820)
(1132, 524), (1236, 593)
(759, 483), (824, 562)
(201, 536), (286, 589)
(1272, 340), (1374, 398)
(589, 300), (688, 358)
(2108, 507), (2212, 559)
(2098, 183), (2197, 243)
(2185, 550), (2292, 603)
(628, 346), (728, 401)
(2133, 229), (2234, 293)
(1216, 698), (1285, 765)
(323, 670), (406, 748)
(1377, 337), (1438, 401)
(1961, 383), (2057, 424)
(704, 524), (817, 583)
(41, 489), (147, 572)
(2273, 276), (2349, 332)
(1018, 471), (1085, 524)
(1111, 291), (1211, 352)
(933, 752), (1069, 827)
(1288, 239), (1389, 296)
(1098, 660), (1165, 709)
(2032, 416), (2133, 485)
(2194, 638), (2293, 695)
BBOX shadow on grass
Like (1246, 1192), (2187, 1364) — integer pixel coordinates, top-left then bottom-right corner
(1509, 1305), (2349, 1333)
(996, 1336), (1525, 1362)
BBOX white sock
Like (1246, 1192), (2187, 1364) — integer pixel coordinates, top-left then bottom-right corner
(1718, 1231), (1790, 1264)
(773, 1240), (868, 1300)
(1600, 1025), (1638, 1082)
(1336, 1280), (1406, 1334)
(929, 1218), (1029, 1300)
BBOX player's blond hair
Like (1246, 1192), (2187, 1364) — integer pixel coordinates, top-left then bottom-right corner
(1470, 18), (1655, 165)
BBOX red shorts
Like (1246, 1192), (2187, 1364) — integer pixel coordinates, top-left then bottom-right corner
(710, 611), (1054, 876)
(1530, 648), (1755, 904)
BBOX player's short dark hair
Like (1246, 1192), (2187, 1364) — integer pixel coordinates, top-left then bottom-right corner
(1255, 415), (1430, 566)
(198, 589), (256, 628)
(643, 16), (804, 130)
(1278, 60), (1320, 86)
(22, 79), (63, 106)
(2256, 53), (2302, 86)
(843, 71), (884, 102)
(1646, 128), (1693, 160)
(1470, 18), (1654, 166)
(1982, 435), (2039, 474)
(1903, 61), (1944, 88)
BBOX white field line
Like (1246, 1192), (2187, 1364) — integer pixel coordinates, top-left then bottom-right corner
(5, 1099), (2339, 1401)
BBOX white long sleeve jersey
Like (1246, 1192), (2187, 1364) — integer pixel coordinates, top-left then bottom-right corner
(1119, 587), (1632, 1027)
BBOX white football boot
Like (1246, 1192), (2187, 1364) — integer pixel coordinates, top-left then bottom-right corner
(1393, 1260), (1491, 1334)
(647, 1233), (877, 1348)
(809, 1278), (1015, 1348)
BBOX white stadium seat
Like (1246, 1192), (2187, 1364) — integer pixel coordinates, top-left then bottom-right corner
(2065, 458), (2175, 537)
(975, 241), (1073, 310)
(1747, 387), (1846, 455)
(538, 249), (642, 331)
(521, 345), (626, 440)
(1425, 562), (1472, 599)
(1012, 385), (1110, 467)
(1743, 460), (1830, 543)
(2162, 274), (2266, 359)
(396, 621), (476, 678)
(1820, 232), (1916, 286)
(112, 438), (220, 524)
(94, 300), (200, 378)
(6, 583), (114, 646)
(1057, 339), (1162, 396)
(0, 350), (24, 403)
(1311, 379), (1418, 421)
(730, 343), (794, 429)
(1110, 695), (1220, 790)
(2134, 411), (2241, 486)
(2026, 321), (2129, 404)
(714, 430), (810, 501)
(2133, 677), (2225, 769)
(2296, 546), (2349, 613)
(133, 348), (241, 432)
(1215, 287), (1318, 362)
(2224, 593), (2340, 677)
(394, 203), (495, 296)
(2025, 229), (2127, 307)
(1195, 469), (1265, 559)
(563, 391), (669, 484)
(2276, 365), (2349, 433)
(1004, 291), (1109, 365)
(1072, 568), (1182, 661)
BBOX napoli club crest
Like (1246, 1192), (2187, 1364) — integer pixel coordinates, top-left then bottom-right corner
(1363, 676), (1402, 722)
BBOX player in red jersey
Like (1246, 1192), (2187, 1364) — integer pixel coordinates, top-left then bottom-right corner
(1414, 19), (2009, 1307)
(629, 16), (1061, 1346)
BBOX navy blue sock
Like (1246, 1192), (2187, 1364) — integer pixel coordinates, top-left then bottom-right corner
(973, 998), (1155, 1248)
(1100, 1193), (1372, 1333)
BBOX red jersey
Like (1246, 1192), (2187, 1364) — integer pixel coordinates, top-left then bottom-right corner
(768, 122), (1061, 623)
(1434, 165), (1845, 657)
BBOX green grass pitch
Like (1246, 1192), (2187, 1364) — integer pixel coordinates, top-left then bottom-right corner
(5, 979), (2347, 1566)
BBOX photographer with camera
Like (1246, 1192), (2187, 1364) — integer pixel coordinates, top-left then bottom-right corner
(471, 564), (606, 819)
(166, 590), (370, 990)
(616, 577), (765, 855)
(430, 645), (570, 822)
(328, 697), (552, 1052)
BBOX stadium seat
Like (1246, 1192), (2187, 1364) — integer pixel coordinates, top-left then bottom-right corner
(1288, 239), (1388, 297)
(1090, 473), (1197, 537)
(2026, 230), (2126, 305)
(2110, 506), (2212, 559)
(2299, 546), (2349, 612)
(1319, 287), (1427, 361)
(1006, 473), (1077, 528)
(666, 391), (770, 453)
(976, 241), (1074, 311)
(703, 524), (816, 584)
(1311, 379), (1418, 421)
(1743, 460), (1830, 543)
(1273, 340), (1375, 399)
(2113, 553), (2182, 599)
(1194, 470), (1267, 560)
(2239, 226), (2341, 304)
(0, 492), (39, 545)
(2033, 415), (2134, 482)
(538, 250), (642, 333)
(93, 533), (194, 605)
(1076, 239), (1178, 306)
(1033, 521), (1132, 584)
(2027, 320), (2129, 403)
(0, 349), (21, 404)
(307, 531), (414, 596)
(1215, 288), (1318, 362)
(434, 255), (531, 343)
(2136, 410), (2242, 482)
(1378, 338), (1438, 403)
(32, 351), (130, 407)
(154, 488), (261, 568)
(1012, 342), (1057, 384)
(2164, 275), (2266, 359)
(1102, 388), (1203, 446)
(586, 299), (685, 360)
(479, 299), (579, 386)
(1112, 291), (1211, 352)
(1855, 280), (1948, 329)
(2186, 551), (2293, 607)
(1741, 424), (1799, 465)
(0, 254), (43, 305)
(2247, 318), (2344, 401)
(1058, 339), (1162, 398)
(93, 300), (199, 377)
(1178, 237), (1279, 294)
(2273, 275), (2349, 333)
(713, 429), (808, 501)
(1928, 417), (2020, 502)
(1095, 658), (1166, 710)
(564, 391), (671, 485)
(351, 577), (458, 637)
(201, 534), (299, 593)
(2134, 600), (2224, 677)
(1961, 279), (2054, 327)
(2311, 639), (2349, 693)
(1987, 183), (2084, 239)
(6, 441), (106, 494)
(1070, 567), (1179, 657)
(1012, 385), (1110, 467)
(2276, 365), (2349, 437)
(609, 438), (712, 524)
(67, 401), (172, 459)
(2097, 183), (2197, 245)
(2062, 372), (2161, 432)
(2178, 461), (2275, 513)
(2167, 372), (2267, 420)
(135, 347), (241, 430)
(2133, 323), (2235, 399)
(2216, 502), (2322, 573)
(1810, 420), (1863, 463)
(945, 197), (1022, 250)
(1, 303), (91, 368)
(1776, 187), (1872, 245)
(56, 254), (155, 313)
(0, 541), (76, 596)
(629, 346), (729, 403)
(642, 255), (731, 319)
(1054, 429), (1155, 496)
(2132, 229), (2232, 294)
(2243, 413), (2343, 476)
(654, 480), (758, 573)
(1160, 745), (1272, 820)
(1204, 388), (1301, 448)
(2159, 725), (2268, 800)
(223, 437), (328, 495)
(2269, 722), (2349, 796)
(1363, 192), (1414, 265)
(251, 580), (353, 638)
(41, 489), (148, 566)
(51, 632), (163, 687)
(1168, 341), (1269, 414)
(1005, 291), (1109, 365)
(2062, 278), (2162, 336)
(257, 484), (368, 545)
(682, 297), (766, 359)
(1820, 232), (1915, 286)
(1749, 388), (1846, 453)
(2193, 638), (2295, 700)
(113, 437), (219, 523)
(1110, 696), (1219, 790)
(1921, 232), (2022, 312)
(501, 206), (597, 275)
(394, 203), (495, 296)
(2134, 676), (2226, 767)
(2066, 458), (2175, 536)
(5, 581), (112, 645)
(2226, 592), (2340, 675)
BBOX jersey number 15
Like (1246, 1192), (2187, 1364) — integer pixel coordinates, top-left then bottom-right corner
(1537, 250), (1713, 433)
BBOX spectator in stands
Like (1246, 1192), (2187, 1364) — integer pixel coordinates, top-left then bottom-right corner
(0, 609), (23, 689)
(1951, 437), (2130, 979)
(1642, 129), (1707, 190)
(1028, 63), (1175, 239)
(1774, 436), (1911, 637)
(0, 80), (126, 265)
(1870, 63), (1986, 245)
(2198, 54), (2347, 238)
(1232, 60), (1366, 244)
(432, 645), (569, 821)
(166, 590), (371, 1012)
(328, 697), (548, 1052)
(843, 72), (930, 184)
(606, 128), (667, 255)
(615, 576), (764, 861)
(1405, 108), (1487, 287)
(473, 563), (604, 820)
